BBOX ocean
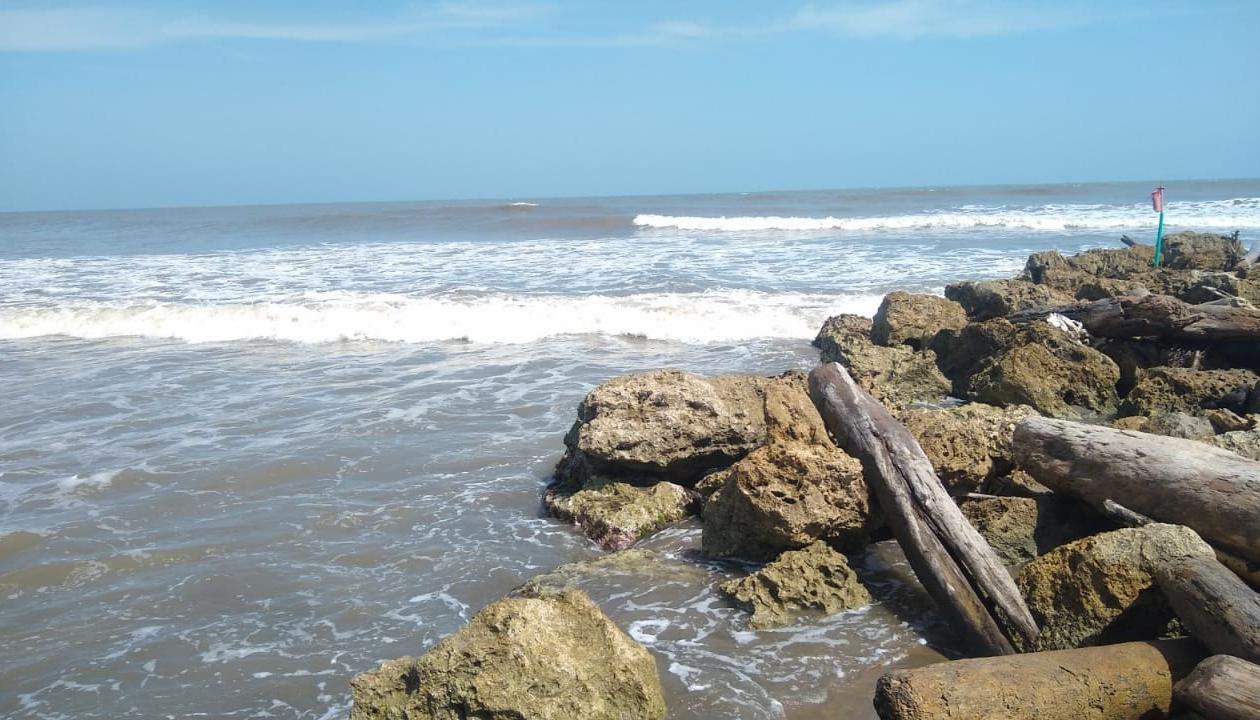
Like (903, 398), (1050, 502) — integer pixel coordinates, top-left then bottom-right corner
(3, 179), (1259, 719)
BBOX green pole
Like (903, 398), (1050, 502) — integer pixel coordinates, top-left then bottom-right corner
(1153, 210), (1166, 267)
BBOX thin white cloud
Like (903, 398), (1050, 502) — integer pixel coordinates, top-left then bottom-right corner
(0, 1), (1119, 52)
(786, 0), (1089, 39)
(0, 3), (545, 51)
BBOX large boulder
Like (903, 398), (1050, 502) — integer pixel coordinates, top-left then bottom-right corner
(1016, 524), (1214, 651)
(897, 403), (1037, 494)
(871, 292), (968, 349)
(959, 496), (1101, 569)
(719, 541), (872, 629)
(1161, 231), (1245, 271)
(701, 379), (875, 561)
(553, 369), (770, 489)
(814, 314), (951, 408)
(350, 589), (666, 720)
(933, 318), (1120, 418)
(1022, 246), (1155, 294)
(945, 279), (1076, 321)
(1120, 367), (1260, 418)
(544, 481), (698, 551)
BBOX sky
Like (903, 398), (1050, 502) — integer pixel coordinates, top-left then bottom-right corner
(0, 0), (1258, 211)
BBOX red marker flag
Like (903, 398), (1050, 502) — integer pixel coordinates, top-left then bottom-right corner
(1151, 185), (1165, 213)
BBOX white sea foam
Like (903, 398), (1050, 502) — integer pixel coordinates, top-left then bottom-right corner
(0, 290), (883, 345)
(634, 197), (1260, 232)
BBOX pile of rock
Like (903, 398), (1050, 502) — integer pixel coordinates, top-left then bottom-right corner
(351, 231), (1260, 720)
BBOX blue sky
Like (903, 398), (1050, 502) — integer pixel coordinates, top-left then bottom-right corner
(1, 1), (1257, 211)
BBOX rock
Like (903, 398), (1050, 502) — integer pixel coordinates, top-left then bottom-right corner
(895, 403), (1038, 494)
(1096, 339), (1234, 397)
(544, 481), (698, 551)
(1121, 367), (1260, 418)
(983, 468), (1052, 498)
(1108, 412), (1216, 440)
(350, 589), (666, 720)
(945, 279), (1076, 321)
(815, 314), (951, 407)
(553, 369), (770, 489)
(871, 292), (968, 350)
(1203, 408), (1252, 433)
(933, 318), (1120, 418)
(1161, 231), (1245, 271)
(701, 380), (875, 561)
(1207, 428), (1260, 461)
(516, 549), (713, 599)
(719, 541), (872, 629)
(1022, 246), (1156, 293)
(1016, 524), (1215, 651)
(959, 496), (1100, 569)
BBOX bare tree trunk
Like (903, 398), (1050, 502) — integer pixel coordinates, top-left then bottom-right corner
(1174, 655), (1260, 720)
(876, 639), (1204, 720)
(1155, 554), (1260, 664)
(809, 363), (1038, 655)
(1013, 416), (1260, 562)
(1009, 293), (1260, 341)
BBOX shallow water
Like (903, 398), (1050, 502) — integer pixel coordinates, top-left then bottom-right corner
(3, 180), (1258, 718)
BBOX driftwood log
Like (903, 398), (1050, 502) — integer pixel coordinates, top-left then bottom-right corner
(1010, 293), (1260, 341)
(1235, 242), (1260, 271)
(1174, 655), (1260, 720)
(1155, 554), (1260, 663)
(1013, 416), (1260, 562)
(874, 639), (1204, 720)
(809, 363), (1037, 655)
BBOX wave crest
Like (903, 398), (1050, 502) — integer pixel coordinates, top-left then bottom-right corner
(634, 197), (1260, 232)
(0, 291), (884, 345)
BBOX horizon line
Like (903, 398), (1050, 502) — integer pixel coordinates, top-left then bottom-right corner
(4, 175), (1258, 216)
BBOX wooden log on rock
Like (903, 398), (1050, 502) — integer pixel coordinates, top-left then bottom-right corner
(1174, 655), (1260, 720)
(1155, 554), (1260, 663)
(1009, 293), (1260, 342)
(874, 638), (1204, 720)
(1234, 242), (1260, 271)
(809, 363), (1038, 655)
(1013, 416), (1260, 562)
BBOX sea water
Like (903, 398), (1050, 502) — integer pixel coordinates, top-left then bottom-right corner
(2, 179), (1259, 719)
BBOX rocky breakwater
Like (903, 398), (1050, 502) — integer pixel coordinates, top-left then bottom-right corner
(351, 230), (1260, 720)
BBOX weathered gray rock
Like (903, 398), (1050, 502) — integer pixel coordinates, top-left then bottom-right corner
(871, 292), (968, 349)
(544, 481), (698, 551)
(1121, 367), (1260, 418)
(814, 314), (951, 407)
(945, 279), (1077, 321)
(553, 369), (770, 489)
(896, 403), (1037, 494)
(702, 379), (875, 561)
(933, 318), (1120, 418)
(350, 589), (666, 720)
(1207, 427), (1260, 461)
(719, 541), (872, 629)
(1109, 412), (1216, 441)
(959, 496), (1100, 569)
(1016, 524), (1215, 651)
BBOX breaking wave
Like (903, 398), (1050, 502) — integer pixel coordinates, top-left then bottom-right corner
(634, 197), (1260, 232)
(0, 291), (884, 345)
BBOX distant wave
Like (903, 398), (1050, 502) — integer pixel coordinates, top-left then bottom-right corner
(0, 291), (884, 345)
(634, 197), (1260, 232)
